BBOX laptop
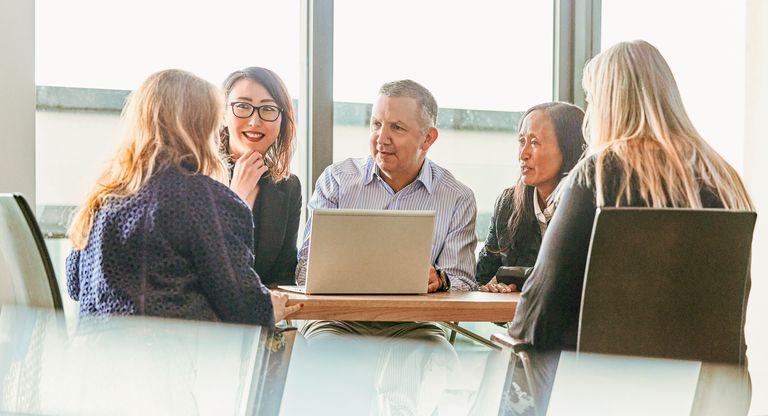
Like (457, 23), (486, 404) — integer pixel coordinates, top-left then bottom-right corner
(280, 208), (436, 295)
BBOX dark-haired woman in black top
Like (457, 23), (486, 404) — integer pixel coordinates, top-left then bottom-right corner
(478, 102), (586, 292)
(220, 67), (302, 287)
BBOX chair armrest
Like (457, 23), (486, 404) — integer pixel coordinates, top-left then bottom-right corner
(491, 332), (533, 354)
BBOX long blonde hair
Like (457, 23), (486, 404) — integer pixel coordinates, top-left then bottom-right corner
(69, 69), (227, 249)
(582, 40), (753, 210)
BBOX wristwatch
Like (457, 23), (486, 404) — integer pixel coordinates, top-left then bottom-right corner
(435, 267), (451, 292)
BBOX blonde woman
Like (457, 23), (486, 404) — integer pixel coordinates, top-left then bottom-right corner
(66, 69), (301, 327)
(508, 40), (754, 412)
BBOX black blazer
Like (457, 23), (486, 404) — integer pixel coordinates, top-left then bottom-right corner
(476, 186), (542, 285)
(251, 174), (302, 288)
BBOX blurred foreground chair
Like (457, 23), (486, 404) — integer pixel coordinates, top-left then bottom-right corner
(243, 326), (298, 415)
(0, 193), (62, 310)
(493, 207), (756, 416)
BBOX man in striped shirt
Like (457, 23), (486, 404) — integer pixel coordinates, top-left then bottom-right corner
(296, 79), (477, 330)
(295, 79), (478, 411)
(296, 79), (478, 296)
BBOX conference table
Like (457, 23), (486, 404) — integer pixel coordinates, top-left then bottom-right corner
(278, 289), (520, 348)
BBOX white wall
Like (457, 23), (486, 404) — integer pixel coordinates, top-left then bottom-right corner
(0, 0), (35, 206)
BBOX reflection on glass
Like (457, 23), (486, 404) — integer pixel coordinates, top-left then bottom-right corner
(0, 306), (512, 415)
(1, 305), (752, 415)
(0, 306), (273, 415)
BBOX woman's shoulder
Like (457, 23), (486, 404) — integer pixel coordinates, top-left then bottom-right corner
(489, 187), (519, 223)
(152, 168), (250, 216)
(569, 152), (623, 185)
(494, 187), (516, 208)
(277, 173), (301, 189)
(269, 173), (302, 200)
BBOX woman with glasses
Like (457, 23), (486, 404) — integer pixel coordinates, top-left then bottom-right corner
(66, 69), (301, 325)
(220, 67), (301, 288)
(477, 102), (585, 293)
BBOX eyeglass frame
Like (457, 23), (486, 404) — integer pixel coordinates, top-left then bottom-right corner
(228, 101), (283, 122)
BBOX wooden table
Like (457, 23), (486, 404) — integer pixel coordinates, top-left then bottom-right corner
(279, 290), (519, 322)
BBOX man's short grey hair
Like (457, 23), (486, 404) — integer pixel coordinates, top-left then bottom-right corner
(378, 79), (438, 130)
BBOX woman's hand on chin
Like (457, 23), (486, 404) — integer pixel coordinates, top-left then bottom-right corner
(230, 150), (268, 208)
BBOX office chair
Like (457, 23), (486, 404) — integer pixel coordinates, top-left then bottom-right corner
(0, 193), (63, 310)
(493, 207), (756, 416)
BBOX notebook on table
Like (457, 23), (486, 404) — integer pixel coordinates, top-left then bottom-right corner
(279, 208), (436, 295)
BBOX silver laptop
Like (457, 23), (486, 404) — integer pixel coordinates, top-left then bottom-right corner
(281, 209), (435, 295)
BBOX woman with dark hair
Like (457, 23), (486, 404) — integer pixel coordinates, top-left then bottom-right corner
(477, 102), (586, 292)
(220, 67), (302, 287)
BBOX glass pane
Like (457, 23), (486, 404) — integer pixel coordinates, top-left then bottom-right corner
(601, 0), (745, 172)
(35, 0), (300, 92)
(333, 0), (554, 241)
(34, 0), (304, 246)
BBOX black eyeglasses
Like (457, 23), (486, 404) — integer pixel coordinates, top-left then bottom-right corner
(229, 102), (283, 122)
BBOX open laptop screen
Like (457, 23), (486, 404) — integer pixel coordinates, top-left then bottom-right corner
(303, 209), (436, 295)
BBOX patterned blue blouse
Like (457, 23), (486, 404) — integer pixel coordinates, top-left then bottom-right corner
(66, 166), (274, 328)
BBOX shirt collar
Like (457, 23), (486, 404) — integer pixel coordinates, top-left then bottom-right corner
(415, 159), (434, 193)
(533, 188), (555, 223)
(364, 155), (378, 186)
(363, 156), (435, 194)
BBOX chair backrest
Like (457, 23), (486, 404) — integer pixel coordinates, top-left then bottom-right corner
(577, 208), (756, 364)
(0, 193), (63, 309)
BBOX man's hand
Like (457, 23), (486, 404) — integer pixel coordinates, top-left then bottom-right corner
(270, 291), (303, 323)
(478, 276), (516, 293)
(230, 150), (268, 209)
(427, 266), (441, 293)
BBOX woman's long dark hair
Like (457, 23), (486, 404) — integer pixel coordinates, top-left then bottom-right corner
(504, 102), (586, 250)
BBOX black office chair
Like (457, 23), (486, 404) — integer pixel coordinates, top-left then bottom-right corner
(0, 193), (63, 310)
(493, 207), (756, 416)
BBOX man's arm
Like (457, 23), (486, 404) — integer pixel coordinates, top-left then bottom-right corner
(295, 167), (339, 285)
(435, 193), (478, 291)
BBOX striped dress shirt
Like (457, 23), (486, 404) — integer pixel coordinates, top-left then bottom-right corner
(296, 156), (478, 291)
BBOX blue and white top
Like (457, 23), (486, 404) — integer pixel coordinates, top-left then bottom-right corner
(296, 156), (478, 291)
(66, 166), (275, 328)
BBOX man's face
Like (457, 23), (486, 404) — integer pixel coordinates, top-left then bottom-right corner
(369, 95), (437, 187)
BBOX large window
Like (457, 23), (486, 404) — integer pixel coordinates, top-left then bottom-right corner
(333, 0), (554, 241)
(35, 0), (302, 207)
(601, 0), (746, 171)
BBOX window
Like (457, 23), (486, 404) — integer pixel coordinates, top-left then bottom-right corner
(601, 0), (746, 171)
(333, 0), (555, 241)
(35, 0), (302, 207)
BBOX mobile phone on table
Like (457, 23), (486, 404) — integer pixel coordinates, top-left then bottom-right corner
(495, 266), (531, 289)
